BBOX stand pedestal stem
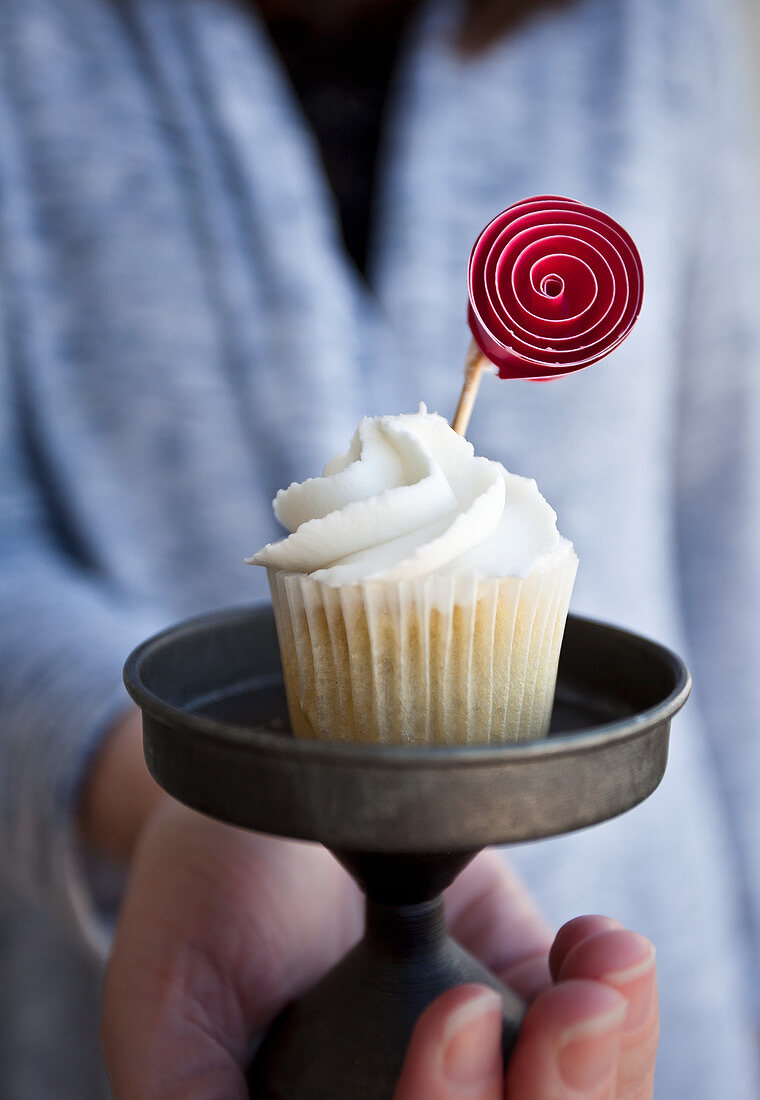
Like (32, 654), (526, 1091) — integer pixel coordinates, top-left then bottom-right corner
(365, 896), (446, 956)
(248, 852), (524, 1098)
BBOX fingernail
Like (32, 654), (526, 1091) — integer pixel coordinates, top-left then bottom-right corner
(605, 946), (656, 1034)
(442, 988), (502, 1089)
(558, 1002), (626, 1089)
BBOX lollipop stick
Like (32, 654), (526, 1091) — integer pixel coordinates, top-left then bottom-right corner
(452, 339), (490, 436)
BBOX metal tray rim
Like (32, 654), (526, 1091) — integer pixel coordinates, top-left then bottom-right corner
(124, 604), (691, 768)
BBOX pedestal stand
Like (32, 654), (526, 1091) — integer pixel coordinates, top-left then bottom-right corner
(124, 606), (689, 1099)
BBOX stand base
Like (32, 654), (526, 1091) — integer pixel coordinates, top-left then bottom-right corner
(248, 896), (523, 1099)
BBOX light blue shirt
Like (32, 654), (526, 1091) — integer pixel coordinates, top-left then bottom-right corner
(0, 0), (758, 1095)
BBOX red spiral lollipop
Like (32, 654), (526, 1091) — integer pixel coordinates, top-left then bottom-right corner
(469, 194), (643, 378)
(453, 195), (643, 434)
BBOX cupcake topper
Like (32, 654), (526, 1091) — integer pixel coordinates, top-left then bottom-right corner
(452, 195), (644, 435)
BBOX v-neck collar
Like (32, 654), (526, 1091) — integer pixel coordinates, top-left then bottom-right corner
(257, 0), (421, 277)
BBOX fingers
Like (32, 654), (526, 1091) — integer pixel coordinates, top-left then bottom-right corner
(396, 979), (629, 1100)
(506, 980), (627, 1099)
(549, 915), (625, 981)
(446, 852), (553, 1000)
(393, 918), (657, 1100)
(393, 985), (504, 1100)
(505, 910), (624, 1007)
(555, 925), (659, 1099)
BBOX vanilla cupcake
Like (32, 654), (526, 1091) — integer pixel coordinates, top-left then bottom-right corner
(248, 406), (577, 745)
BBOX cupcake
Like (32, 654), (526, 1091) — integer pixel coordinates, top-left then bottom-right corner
(248, 406), (576, 745)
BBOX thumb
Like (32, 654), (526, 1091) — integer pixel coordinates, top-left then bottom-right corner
(393, 985), (504, 1100)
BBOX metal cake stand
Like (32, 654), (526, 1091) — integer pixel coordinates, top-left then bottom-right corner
(124, 605), (690, 1099)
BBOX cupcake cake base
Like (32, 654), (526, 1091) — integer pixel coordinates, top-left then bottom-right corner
(269, 552), (577, 746)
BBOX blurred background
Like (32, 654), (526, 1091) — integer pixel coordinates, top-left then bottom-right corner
(744, 0), (760, 123)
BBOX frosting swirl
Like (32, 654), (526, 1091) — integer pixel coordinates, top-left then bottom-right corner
(249, 407), (572, 585)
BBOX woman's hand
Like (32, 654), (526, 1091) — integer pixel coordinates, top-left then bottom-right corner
(102, 800), (657, 1099)
(394, 920), (657, 1099)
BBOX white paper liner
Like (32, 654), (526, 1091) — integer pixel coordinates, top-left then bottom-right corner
(267, 551), (578, 745)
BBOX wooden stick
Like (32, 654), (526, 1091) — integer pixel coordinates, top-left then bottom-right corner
(452, 339), (490, 436)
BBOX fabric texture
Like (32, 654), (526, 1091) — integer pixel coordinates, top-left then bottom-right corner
(0, 0), (758, 1096)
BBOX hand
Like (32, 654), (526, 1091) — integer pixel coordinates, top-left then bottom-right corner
(102, 800), (657, 1099)
(78, 707), (165, 861)
(394, 924), (657, 1099)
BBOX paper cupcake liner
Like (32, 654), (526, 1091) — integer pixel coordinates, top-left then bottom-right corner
(268, 552), (577, 745)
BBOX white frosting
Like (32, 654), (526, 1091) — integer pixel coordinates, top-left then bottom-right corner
(249, 406), (573, 585)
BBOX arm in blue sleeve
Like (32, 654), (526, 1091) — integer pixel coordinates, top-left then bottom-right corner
(0, 94), (163, 956)
(675, 0), (760, 1008)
